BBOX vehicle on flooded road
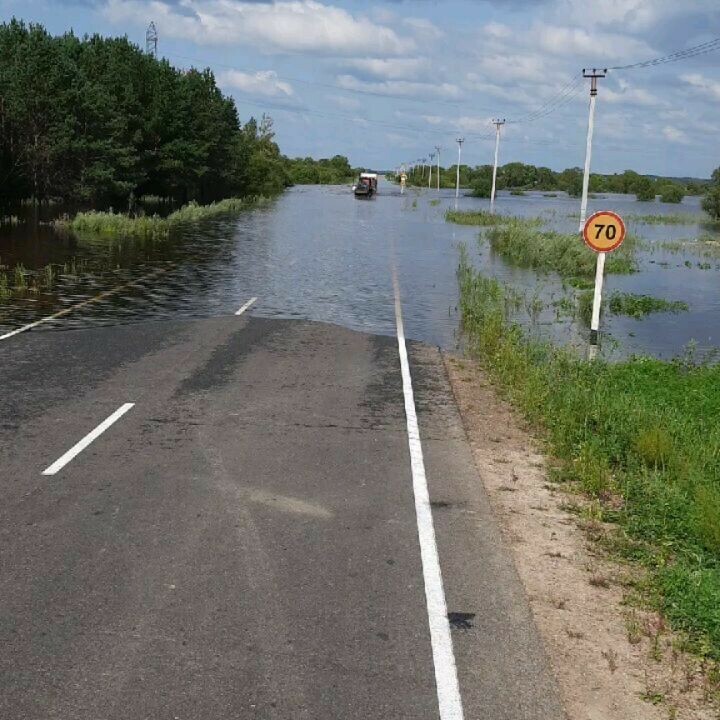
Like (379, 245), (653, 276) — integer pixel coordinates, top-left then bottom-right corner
(353, 172), (378, 198)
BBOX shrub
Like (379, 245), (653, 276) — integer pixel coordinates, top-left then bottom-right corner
(471, 177), (492, 198)
(660, 184), (685, 204)
(634, 177), (656, 201)
(702, 185), (720, 221)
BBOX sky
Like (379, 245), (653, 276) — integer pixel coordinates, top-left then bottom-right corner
(3, 0), (720, 177)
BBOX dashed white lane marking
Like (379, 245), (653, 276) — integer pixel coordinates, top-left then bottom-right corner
(392, 268), (465, 720)
(0, 266), (172, 341)
(235, 297), (258, 316)
(42, 403), (135, 476)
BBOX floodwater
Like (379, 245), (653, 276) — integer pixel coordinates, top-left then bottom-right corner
(0, 183), (718, 360)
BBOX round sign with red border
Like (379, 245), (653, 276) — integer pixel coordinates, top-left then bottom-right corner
(583, 210), (626, 253)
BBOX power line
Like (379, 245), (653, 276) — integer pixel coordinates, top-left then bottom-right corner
(610, 36), (720, 70)
(505, 75), (584, 124)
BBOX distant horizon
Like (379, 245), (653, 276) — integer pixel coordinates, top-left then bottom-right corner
(4, 1), (719, 178)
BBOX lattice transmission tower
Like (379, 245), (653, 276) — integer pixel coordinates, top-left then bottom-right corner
(146, 21), (158, 57)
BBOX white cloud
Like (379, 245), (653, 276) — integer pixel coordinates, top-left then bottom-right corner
(403, 17), (444, 40)
(420, 114), (495, 136)
(330, 95), (362, 110)
(603, 81), (664, 108)
(457, 116), (496, 134)
(555, 0), (664, 30)
(681, 73), (720, 101)
(662, 125), (690, 144)
(533, 23), (655, 63)
(484, 22), (512, 39)
(219, 69), (294, 98)
(103, 0), (415, 56)
(557, 0), (719, 32)
(342, 57), (430, 81)
(383, 132), (416, 148)
(336, 74), (461, 99)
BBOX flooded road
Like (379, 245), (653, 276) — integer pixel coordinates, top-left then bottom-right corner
(1, 183), (719, 358)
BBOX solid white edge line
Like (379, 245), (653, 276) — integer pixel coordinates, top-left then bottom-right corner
(0, 265), (172, 342)
(0, 318), (48, 340)
(235, 296), (258, 316)
(42, 403), (135, 476)
(392, 270), (465, 720)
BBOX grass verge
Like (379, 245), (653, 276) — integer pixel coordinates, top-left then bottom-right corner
(458, 247), (720, 660)
(57, 196), (269, 240)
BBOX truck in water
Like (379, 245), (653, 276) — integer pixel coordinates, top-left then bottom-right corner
(353, 172), (378, 198)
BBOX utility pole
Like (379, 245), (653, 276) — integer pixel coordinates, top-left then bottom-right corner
(579, 68), (607, 357)
(421, 157), (427, 180)
(490, 119), (505, 213)
(146, 21), (158, 58)
(580, 69), (606, 230)
(455, 137), (465, 201)
(429, 152), (435, 190)
(435, 145), (442, 192)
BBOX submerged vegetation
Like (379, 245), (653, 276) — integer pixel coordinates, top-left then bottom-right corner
(445, 209), (508, 226)
(486, 220), (637, 277)
(608, 292), (689, 319)
(458, 251), (720, 659)
(58, 196), (269, 239)
(626, 213), (699, 225)
(0, 258), (88, 298)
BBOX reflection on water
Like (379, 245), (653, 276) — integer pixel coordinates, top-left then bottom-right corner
(0, 184), (719, 359)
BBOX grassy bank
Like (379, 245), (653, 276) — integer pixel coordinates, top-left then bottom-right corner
(57, 196), (269, 240)
(458, 249), (720, 659)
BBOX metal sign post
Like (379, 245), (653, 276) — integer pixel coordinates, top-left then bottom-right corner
(583, 210), (626, 353)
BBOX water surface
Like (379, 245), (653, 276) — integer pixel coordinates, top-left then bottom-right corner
(0, 184), (718, 359)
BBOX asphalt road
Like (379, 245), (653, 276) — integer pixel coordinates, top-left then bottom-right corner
(1, 312), (565, 719)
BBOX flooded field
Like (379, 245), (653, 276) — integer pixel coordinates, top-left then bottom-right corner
(0, 184), (718, 359)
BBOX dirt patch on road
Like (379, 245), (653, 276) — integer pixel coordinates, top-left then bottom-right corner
(443, 353), (719, 720)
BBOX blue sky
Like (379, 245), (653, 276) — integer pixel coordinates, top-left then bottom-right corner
(3, 0), (720, 177)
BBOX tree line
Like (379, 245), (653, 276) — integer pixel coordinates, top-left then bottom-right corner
(0, 20), (359, 210)
(397, 162), (709, 204)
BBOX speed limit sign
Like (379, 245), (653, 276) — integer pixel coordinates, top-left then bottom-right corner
(583, 211), (626, 253)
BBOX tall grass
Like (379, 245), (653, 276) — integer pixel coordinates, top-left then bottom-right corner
(0, 262), (58, 298)
(626, 213), (700, 225)
(487, 220), (637, 277)
(57, 196), (269, 240)
(446, 209), (514, 226)
(458, 249), (720, 659)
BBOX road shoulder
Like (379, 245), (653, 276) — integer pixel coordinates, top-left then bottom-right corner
(443, 352), (719, 720)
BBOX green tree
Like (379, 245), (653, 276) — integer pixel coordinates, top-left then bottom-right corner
(659, 183), (684, 204)
(634, 176), (656, 201)
(471, 177), (492, 198)
(702, 167), (720, 221)
(558, 168), (583, 197)
(0, 19), (292, 207)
